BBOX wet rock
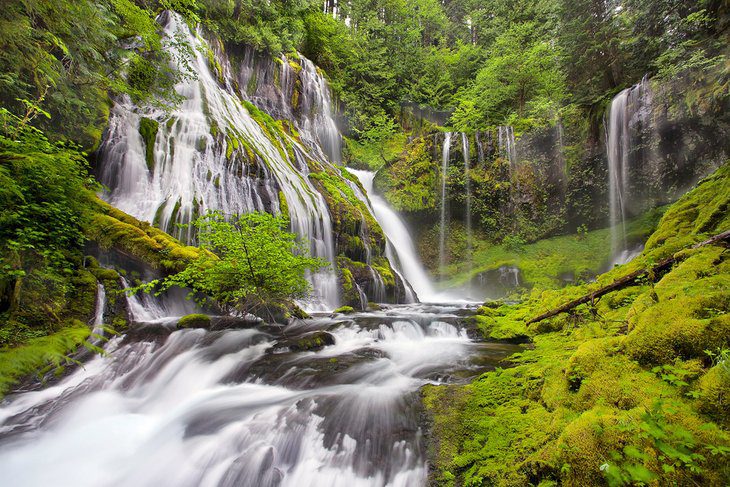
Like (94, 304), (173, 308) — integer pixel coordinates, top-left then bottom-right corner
(271, 331), (335, 353)
(209, 315), (261, 330)
(177, 313), (211, 329)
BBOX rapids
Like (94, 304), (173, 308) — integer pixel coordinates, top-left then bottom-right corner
(0, 305), (519, 487)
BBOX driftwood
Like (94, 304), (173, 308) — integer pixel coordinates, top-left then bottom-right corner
(525, 230), (730, 325)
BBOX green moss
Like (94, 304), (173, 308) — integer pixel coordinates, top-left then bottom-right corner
(0, 323), (91, 397)
(441, 207), (666, 290)
(138, 117), (159, 172)
(423, 163), (730, 486)
(177, 313), (211, 329)
(334, 305), (355, 314)
(86, 198), (201, 272)
(697, 365), (730, 427)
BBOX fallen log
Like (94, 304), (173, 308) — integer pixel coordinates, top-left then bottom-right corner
(525, 230), (730, 325)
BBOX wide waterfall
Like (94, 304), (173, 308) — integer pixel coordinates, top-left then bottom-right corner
(97, 13), (352, 310)
(438, 132), (452, 272)
(605, 77), (652, 263)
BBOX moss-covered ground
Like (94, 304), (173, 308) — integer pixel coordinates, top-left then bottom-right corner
(424, 163), (730, 486)
(0, 199), (203, 398)
(438, 206), (667, 291)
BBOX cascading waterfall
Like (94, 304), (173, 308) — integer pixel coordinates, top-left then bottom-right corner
(349, 169), (440, 303)
(0, 303), (521, 487)
(91, 283), (106, 339)
(438, 132), (452, 272)
(98, 13), (340, 310)
(461, 133), (473, 288)
(605, 77), (652, 263)
(298, 58), (342, 164)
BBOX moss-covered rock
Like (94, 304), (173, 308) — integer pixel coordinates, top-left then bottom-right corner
(138, 117), (159, 172)
(334, 305), (355, 314)
(86, 198), (201, 272)
(177, 313), (211, 329)
(697, 365), (730, 427)
(273, 331), (335, 352)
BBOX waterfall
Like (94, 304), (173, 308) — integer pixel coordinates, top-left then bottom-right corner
(91, 283), (106, 338)
(348, 169), (441, 303)
(438, 132), (452, 272)
(0, 303), (520, 486)
(461, 133), (473, 286)
(298, 58), (342, 164)
(98, 13), (342, 310)
(498, 126), (518, 171)
(605, 77), (652, 259)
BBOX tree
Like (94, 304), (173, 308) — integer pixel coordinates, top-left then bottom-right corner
(151, 211), (327, 318)
(451, 22), (565, 131)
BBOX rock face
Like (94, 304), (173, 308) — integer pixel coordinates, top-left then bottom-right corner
(374, 77), (727, 271)
(95, 12), (408, 309)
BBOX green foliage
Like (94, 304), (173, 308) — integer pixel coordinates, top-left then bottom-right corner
(334, 305), (355, 314)
(0, 0), (192, 148)
(451, 22), (566, 131)
(147, 211), (327, 317)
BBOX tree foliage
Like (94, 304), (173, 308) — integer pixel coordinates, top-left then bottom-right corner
(150, 212), (327, 317)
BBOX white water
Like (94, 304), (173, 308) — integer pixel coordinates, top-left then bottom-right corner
(461, 133), (473, 289)
(0, 304), (520, 486)
(98, 13), (340, 310)
(91, 283), (106, 339)
(438, 132), (452, 272)
(605, 77), (652, 260)
(498, 126), (518, 171)
(348, 170), (440, 303)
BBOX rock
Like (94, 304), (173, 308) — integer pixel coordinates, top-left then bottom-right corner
(177, 313), (212, 329)
(334, 305), (355, 314)
(272, 331), (336, 352)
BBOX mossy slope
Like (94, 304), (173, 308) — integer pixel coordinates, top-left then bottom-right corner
(424, 163), (730, 486)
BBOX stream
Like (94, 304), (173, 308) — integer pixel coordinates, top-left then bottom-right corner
(0, 304), (519, 487)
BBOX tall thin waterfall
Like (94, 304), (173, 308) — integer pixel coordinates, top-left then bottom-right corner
(605, 77), (652, 260)
(439, 132), (452, 272)
(349, 169), (436, 303)
(498, 126), (518, 171)
(98, 13), (340, 310)
(461, 133), (473, 285)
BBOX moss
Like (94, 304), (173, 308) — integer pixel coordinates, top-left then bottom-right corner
(442, 207), (666, 290)
(0, 323), (91, 397)
(85, 198), (201, 272)
(472, 304), (529, 342)
(177, 313), (211, 329)
(697, 365), (730, 427)
(278, 191), (289, 218)
(138, 117), (159, 172)
(423, 163), (730, 486)
(334, 305), (355, 314)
